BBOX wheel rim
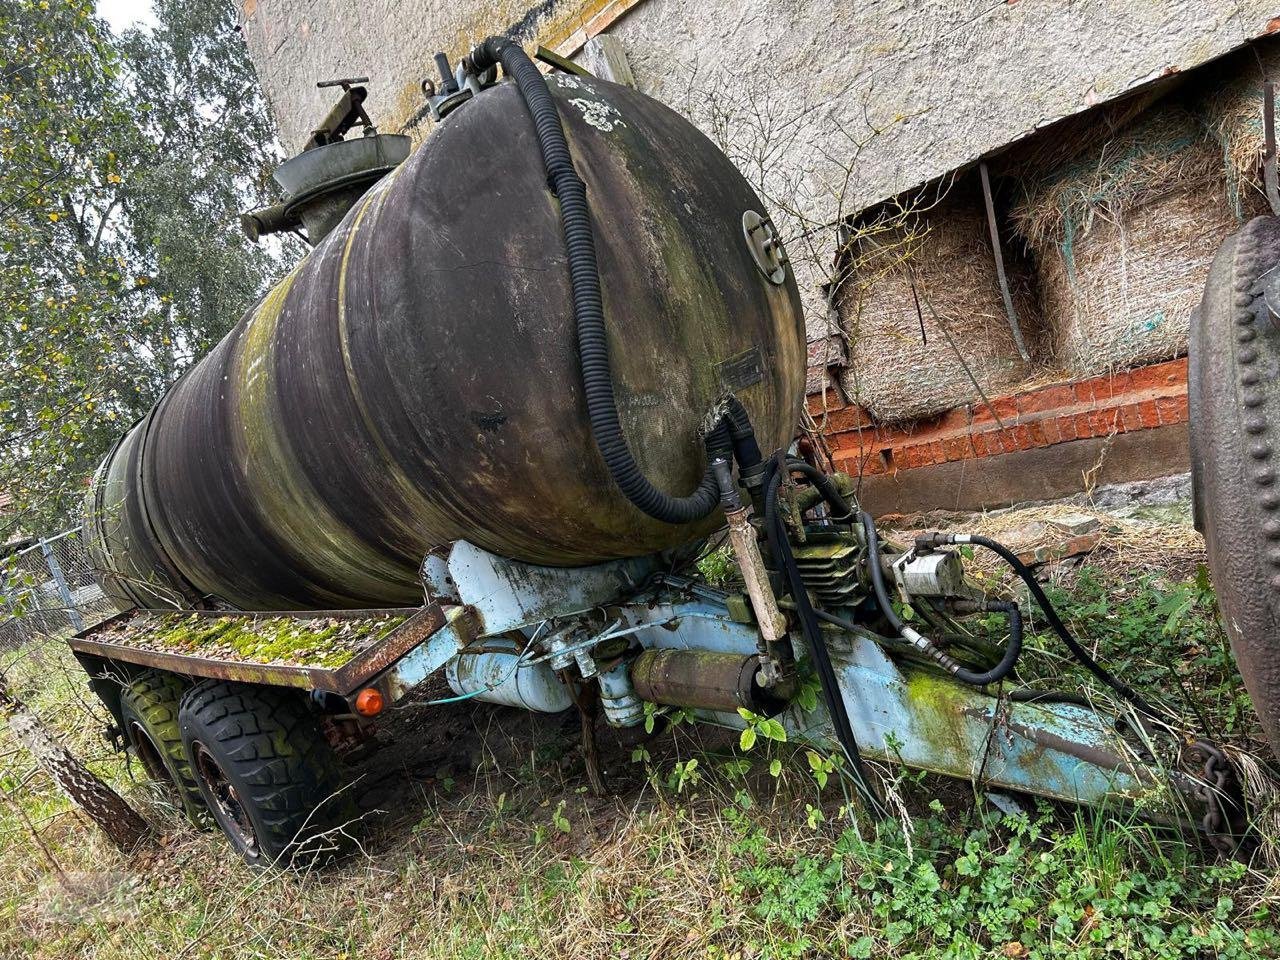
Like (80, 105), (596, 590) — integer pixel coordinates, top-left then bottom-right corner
(192, 740), (259, 855)
(127, 720), (172, 785)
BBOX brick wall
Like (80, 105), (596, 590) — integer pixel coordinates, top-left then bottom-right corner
(809, 359), (1190, 513)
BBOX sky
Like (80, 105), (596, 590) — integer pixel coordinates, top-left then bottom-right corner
(95, 0), (156, 33)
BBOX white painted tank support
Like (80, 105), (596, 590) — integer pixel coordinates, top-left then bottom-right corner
(444, 638), (574, 713)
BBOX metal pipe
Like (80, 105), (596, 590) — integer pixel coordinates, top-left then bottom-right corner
(444, 639), (572, 713)
(630, 648), (784, 715)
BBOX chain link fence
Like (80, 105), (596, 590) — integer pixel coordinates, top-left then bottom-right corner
(1, 528), (123, 649)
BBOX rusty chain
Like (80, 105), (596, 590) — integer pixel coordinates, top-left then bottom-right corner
(1184, 739), (1241, 855)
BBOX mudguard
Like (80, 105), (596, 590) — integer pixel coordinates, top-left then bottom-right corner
(1190, 215), (1280, 752)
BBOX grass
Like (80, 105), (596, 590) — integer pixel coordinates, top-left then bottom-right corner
(1, 561), (1279, 959)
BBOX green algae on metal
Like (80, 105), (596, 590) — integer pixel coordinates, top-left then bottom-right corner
(90, 610), (411, 669)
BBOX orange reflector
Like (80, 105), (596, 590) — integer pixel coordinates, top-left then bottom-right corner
(354, 687), (385, 717)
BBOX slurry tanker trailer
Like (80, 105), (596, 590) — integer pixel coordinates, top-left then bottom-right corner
(63, 39), (1267, 865)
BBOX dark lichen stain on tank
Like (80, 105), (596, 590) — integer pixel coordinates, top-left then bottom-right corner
(471, 410), (508, 432)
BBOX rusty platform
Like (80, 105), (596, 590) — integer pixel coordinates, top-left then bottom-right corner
(66, 604), (446, 695)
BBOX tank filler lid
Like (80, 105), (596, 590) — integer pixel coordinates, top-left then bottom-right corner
(240, 77), (410, 245)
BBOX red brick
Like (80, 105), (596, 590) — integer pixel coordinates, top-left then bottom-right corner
(1119, 403), (1145, 433)
(858, 455), (886, 476)
(892, 445), (922, 470)
(825, 406), (875, 434)
(1025, 422), (1050, 448)
(943, 436), (969, 462)
(1095, 370), (1131, 401)
(1019, 383), (1075, 416)
(832, 453), (862, 476)
(1137, 399), (1161, 430)
(827, 430), (861, 455)
(993, 396), (1021, 423)
(1074, 412), (1097, 439)
(806, 389), (848, 415)
(1072, 381), (1096, 404)
(1042, 417), (1063, 444)
(972, 395), (1017, 425)
(913, 444), (940, 469)
(935, 407), (971, 433)
(1155, 394), (1189, 425)
(1090, 408), (1122, 436)
(1130, 358), (1187, 391)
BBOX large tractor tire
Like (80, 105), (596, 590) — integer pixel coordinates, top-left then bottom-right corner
(178, 680), (355, 868)
(119, 670), (207, 824)
(1190, 215), (1280, 753)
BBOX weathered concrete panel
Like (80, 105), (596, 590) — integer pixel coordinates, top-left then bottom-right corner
(239, 0), (1276, 341)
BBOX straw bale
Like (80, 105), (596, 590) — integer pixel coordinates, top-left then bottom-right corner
(1195, 37), (1280, 218)
(835, 187), (1040, 423)
(1011, 106), (1235, 375)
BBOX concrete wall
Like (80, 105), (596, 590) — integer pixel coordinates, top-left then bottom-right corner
(239, 0), (1276, 343)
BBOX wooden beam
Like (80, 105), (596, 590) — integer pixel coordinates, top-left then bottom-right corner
(583, 34), (636, 88)
(547, 0), (650, 58)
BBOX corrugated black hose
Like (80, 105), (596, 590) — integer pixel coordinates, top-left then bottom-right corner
(469, 36), (741, 523)
(764, 460), (886, 816)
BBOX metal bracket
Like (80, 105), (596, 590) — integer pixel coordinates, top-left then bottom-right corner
(1264, 80), (1280, 217)
(742, 210), (788, 285)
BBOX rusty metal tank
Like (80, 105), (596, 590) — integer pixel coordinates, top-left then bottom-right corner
(86, 73), (806, 611)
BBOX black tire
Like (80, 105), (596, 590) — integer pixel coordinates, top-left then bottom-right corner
(120, 670), (207, 825)
(178, 680), (355, 868)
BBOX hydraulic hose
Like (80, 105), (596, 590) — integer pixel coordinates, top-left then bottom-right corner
(786, 457), (855, 520)
(924, 533), (1166, 721)
(808, 601), (1021, 686)
(860, 513), (1022, 686)
(724, 396), (765, 475)
(765, 461), (886, 816)
(469, 37), (733, 524)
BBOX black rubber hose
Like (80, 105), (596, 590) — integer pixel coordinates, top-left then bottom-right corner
(724, 397), (764, 472)
(786, 458), (855, 520)
(765, 462), (886, 816)
(953, 601), (1022, 686)
(860, 514), (1022, 686)
(809, 602), (1021, 686)
(1008, 688), (1095, 709)
(958, 535), (1166, 721)
(470, 37), (732, 524)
